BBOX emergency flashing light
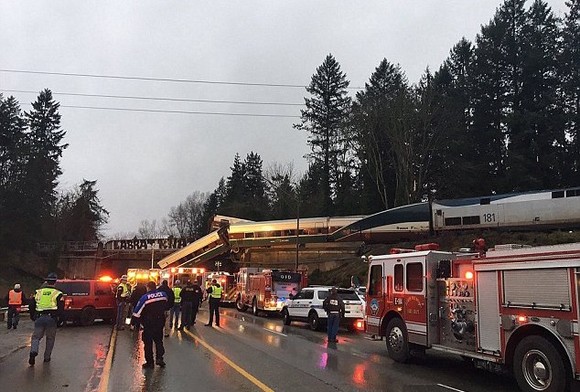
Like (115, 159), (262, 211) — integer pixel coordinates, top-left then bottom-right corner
(128, 271), (136, 277)
(162, 273), (170, 279)
(518, 316), (527, 323)
(150, 272), (158, 276)
(465, 271), (474, 280)
(99, 275), (113, 282)
(171, 268), (176, 273)
(178, 268), (184, 273)
(200, 268), (205, 273)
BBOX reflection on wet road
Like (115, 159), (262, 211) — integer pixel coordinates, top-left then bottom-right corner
(105, 307), (520, 392)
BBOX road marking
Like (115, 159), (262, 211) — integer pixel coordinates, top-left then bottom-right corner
(183, 329), (274, 392)
(437, 384), (466, 392)
(262, 327), (287, 337)
(97, 327), (118, 392)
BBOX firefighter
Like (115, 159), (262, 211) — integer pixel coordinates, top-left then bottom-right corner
(116, 275), (131, 330)
(158, 280), (175, 337)
(133, 281), (168, 368)
(169, 280), (182, 329)
(323, 287), (345, 344)
(29, 273), (64, 365)
(179, 278), (203, 330)
(205, 279), (222, 327)
(5, 283), (26, 330)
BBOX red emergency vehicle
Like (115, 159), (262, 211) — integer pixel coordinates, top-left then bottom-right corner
(236, 268), (307, 315)
(365, 242), (580, 392)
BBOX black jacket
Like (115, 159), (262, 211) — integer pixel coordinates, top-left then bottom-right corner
(158, 283), (175, 310)
(323, 292), (345, 315)
(130, 284), (147, 306)
(180, 284), (203, 306)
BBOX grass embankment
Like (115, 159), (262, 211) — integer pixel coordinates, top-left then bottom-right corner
(0, 251), (44, 306)
(311, 230), (580, 288)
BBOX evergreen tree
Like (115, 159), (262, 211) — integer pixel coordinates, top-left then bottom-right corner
(22, 89), (68, 242)
(561, 0), (580, 184)
(294, 54), (352, 215)
(242, 152), (270, 220)
(350, 59), (411, 208)
(197, 178), (226, 236)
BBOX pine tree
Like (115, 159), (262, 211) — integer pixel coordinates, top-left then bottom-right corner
(294, 54), (352, 215)
(561, 0), (580, 184)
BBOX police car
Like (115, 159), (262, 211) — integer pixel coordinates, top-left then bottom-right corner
(281, 286), (364, 331)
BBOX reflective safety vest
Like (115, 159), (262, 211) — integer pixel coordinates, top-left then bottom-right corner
(118, 283), (130, 298)
(35, 287), (62, 311)
(210, 286), (223, 299)
(172, 287), (182, 303)
(8, 290), (23, 306)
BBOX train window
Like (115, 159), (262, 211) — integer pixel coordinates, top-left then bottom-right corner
(244, 233), (254, 238)
(394, 264), (404, 292)
(368, 265), (382, 296)
(406, 263), (423, 292)
(444, 217), (462, 226)
(566, 189), (579, 197)
(462, 215), (481, 225)
(552, 191), (565, 198)
(480, 198), (490, 205)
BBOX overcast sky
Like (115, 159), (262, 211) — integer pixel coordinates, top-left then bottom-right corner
(0, 1), (570, 237)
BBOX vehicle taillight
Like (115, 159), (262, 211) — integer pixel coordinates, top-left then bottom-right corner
(355, 320), (365, 330)
(65, 297), (73, 309)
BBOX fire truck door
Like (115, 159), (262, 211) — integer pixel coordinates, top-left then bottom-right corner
(396, 259), (428, 346)
(366, 263), (385, 334)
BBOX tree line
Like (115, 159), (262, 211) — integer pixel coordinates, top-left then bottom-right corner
(0, 90), (108, 252)
(2, 0), (579, 246)
(170, 0), (579, 238)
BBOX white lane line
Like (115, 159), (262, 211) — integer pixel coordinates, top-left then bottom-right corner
(262, 327), (287, 337)
(437, 384), (466, 392)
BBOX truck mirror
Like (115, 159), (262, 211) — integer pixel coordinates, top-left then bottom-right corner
(437, 260), (451, 279)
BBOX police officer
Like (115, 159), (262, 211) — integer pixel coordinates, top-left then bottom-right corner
(116, 275), (131, 330)
(323, 287), (345, 344)
(5, 283), (26, 330)
(205, 279), (223, 327)
(29, 273), (63, 365)
(169, 280), (182, 329)
(179, 278), (203, 330)
(133, 281), (168, 368)
(158, 280), (175, 337)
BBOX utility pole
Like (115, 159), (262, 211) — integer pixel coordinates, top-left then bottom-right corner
(295, 198), (300, 272)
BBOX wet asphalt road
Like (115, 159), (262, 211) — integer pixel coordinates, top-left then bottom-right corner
(105, 306), (520, 392)
(0, 322), (111, 392)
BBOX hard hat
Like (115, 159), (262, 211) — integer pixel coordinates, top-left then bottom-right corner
(14, 283), (21, 290)
(45, 272), (58, 282)
(175, 280), (181, 285)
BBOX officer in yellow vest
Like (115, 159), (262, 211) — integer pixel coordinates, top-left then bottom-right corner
(116, 275), (131, 330)
(204, 279), (223, 327)
(169, 280), (182, 329)
(29, 273), (63, 366)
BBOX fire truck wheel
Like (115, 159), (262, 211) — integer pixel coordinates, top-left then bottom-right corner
(385, 318), (410, 363)
(308, 311), (321, 331)
(513, 335), (567, 392)
(252, 298), (259, 316)
(236, 296), (247, 312)
(282, 308), (291, 325)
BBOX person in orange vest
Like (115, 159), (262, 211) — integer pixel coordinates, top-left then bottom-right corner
(5, 283), (26, 330)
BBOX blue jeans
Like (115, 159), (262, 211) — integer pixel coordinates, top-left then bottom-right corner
(169, 304), (181, 327)
(31, 314), (57, 360)
(327, 312), (340, 341)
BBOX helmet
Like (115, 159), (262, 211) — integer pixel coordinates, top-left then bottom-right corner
(120, 275), (128, 281)
(14, 283), (21, 290)
(45, 272), (58, 282)
(174, 280), (181, 285)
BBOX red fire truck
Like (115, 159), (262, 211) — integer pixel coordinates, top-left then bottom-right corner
(236, 268), (307, 315)
(365, 242), (580, 392)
